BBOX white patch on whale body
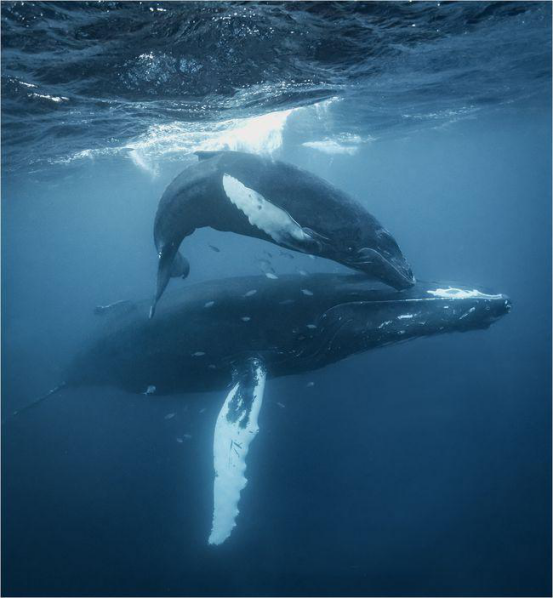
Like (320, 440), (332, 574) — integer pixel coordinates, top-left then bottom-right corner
(209, 361), (266, 546)
(398, 314), (414, 319)
(459, 306), (477, 320)
(427, 287), (502, 300)
(222, 175), (311, 247)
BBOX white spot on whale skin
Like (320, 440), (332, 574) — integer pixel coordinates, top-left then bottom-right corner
(176, 437), (184, 443)
(222, 174), (311, 247)
(307, 324), (317, 329)
(306, 381), (315, 388)
(301, 289), (314, 296)
(459, 306), (477, 320)
(241, 316), (251, 322)
(243, 290), (257, 297)
(378, 320), (392, 329)
(276, 402), (286, 409)
(398, 314), (414, 320)
(183, 433), (193, 440)
(265, 272), (278, 280)
(427, 287), (502, 300)
(143, 385), (156, 395)
(204, 301), (215, 308)
(279, 299), (295, 305)
(297, 269), (308, 277)
(164, 413), (176, 420)
(192, 351), (206, 357)
(208, 364), (217, 370)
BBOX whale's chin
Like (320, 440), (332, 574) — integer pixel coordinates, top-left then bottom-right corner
(344, 248), (415, 291)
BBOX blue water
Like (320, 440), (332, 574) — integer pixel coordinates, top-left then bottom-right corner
(1, 2), (551, 596)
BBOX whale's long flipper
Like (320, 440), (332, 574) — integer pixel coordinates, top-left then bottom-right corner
(222, 175), (328, 253)
(209, 357), (267, 545)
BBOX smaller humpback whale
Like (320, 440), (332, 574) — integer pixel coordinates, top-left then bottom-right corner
(19, 274), (511, 545)
(150, 151), (415, 317)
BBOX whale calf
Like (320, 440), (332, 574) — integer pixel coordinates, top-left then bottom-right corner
(150, 151), (415, 317)
(28, 274), (511, 545)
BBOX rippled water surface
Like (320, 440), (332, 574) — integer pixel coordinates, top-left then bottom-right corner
(1, 2), (551, 597)
(2, 1), (550, 173)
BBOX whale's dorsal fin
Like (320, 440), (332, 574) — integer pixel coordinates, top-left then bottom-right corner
(208, 357), (267, 545)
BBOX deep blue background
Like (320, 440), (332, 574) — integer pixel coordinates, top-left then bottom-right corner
(1, 2), (551, 596)
(3, 110), (551, 597)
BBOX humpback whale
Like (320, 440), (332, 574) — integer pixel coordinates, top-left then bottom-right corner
(23, 274), (511, 545)
(150, 151), (415, 317)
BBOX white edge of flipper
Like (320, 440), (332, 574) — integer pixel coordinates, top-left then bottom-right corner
(208, 357), (267, 546)
(222, 174), (317, 250)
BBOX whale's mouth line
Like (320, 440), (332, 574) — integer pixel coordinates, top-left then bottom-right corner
(345, 253), (415, 288)
(275, 290), (509, 367)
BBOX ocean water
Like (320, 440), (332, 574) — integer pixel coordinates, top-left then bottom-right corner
(1, 2), (551, 596)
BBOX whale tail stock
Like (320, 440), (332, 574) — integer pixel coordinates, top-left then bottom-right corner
(150, 243), (191, 319)
(11, 382), (67, 418)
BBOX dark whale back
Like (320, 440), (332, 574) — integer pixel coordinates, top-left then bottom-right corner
(196, 151), (381, 252)
(68, 273), (510, 397)
(70, 274), (385, 394)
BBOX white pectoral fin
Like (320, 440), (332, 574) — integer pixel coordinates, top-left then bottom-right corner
(222, 174), (324, 251)
(208, 357), (267, 546)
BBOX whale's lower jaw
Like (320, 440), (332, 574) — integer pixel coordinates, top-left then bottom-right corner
(341, 244), (415, 290)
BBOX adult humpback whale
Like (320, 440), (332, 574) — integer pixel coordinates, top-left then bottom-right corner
(150, 151), (415, 317)
(32, 273), (509, 545)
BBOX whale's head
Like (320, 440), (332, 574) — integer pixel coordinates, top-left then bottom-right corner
(342, 227), (416, 291)
(290, 278), (511, 369)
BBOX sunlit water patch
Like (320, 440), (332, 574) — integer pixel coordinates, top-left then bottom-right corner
(1, 1), (550, 175)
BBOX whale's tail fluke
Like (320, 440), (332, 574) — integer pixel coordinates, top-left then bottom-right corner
(12, 382), (67, 418)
